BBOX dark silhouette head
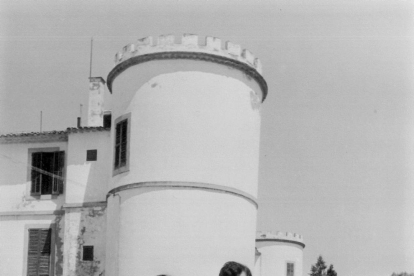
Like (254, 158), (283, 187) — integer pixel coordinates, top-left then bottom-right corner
(219, 261), (252, 276)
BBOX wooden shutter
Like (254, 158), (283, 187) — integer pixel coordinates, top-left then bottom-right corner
(27, 230), (40, 276)
(115, 123), (121, 168)
(31, 153), (42, 195)
(52, 151), (64, 195)
(27, 229), (51, 276)
(114, 118), (128, 170)
(120, 120), (128, 166)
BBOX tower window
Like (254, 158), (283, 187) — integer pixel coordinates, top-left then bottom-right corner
(31, 150), (65, 196)
(113, 113), (130, 175)
(287, 262), (294, 276)
(115, 119), (127, 168)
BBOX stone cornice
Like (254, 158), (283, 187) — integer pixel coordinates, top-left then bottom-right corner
(107, 51), (268, 101)
(255, 238), (306, 249)
(107, 181), (258, 209)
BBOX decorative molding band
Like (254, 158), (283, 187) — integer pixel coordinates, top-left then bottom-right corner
(107, 181), (258, 208)
(255, 239), (306, 249)
(62, 201), (107, 209)
(106, 51), (268, 101)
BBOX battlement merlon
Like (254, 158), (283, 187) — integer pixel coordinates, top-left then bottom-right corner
(114, 34), (263, 74)
(256, 231), (305, 248)
(107, 34), (268, 101)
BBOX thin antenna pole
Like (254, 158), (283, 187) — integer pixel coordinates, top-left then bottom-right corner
(40, 111), (42, 132)
(89, 37), (93, 78)
(80, 104), (83, 117)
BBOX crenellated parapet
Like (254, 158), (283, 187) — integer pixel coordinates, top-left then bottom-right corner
(256, 231), (305, 248)
(114, 34), (263, 74)
(107, 34), (268, 100)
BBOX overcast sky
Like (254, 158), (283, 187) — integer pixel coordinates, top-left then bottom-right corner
(0, 0), (413, 275)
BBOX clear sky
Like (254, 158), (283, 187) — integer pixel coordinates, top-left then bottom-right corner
(0, 0), (413, 275)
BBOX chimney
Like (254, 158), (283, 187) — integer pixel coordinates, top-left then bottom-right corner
(87, 77), (106, 127)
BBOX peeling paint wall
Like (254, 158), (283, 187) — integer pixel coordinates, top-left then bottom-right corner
(55, 214), (65, 276)
(63, 206), (106, 276)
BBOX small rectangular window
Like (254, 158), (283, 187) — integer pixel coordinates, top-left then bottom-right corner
(287, 262), (294, 276)
(82, 246), (94, 261)
(86, 150), (97, 161)
(103, 113), (112, 128)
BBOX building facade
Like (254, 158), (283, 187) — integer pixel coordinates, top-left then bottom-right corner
(0, 34), (304, 276)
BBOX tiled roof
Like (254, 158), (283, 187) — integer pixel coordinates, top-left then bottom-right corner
(0, 130), (67, 138)
(0, 127), (110, 138)
(0, 127), (110, 143)
(66, 127), (110, 133)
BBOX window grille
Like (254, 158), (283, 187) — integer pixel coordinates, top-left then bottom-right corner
(31, 151), (64, 196)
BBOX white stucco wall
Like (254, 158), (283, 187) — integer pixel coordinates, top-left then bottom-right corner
(108, 56), (264, 276)
(254, 252), (262, 276)
(62, 207), (106, 276)
(104, 195), (120, 276)
(256, 241), (304, 276)
(111, 71), (261, 197)
(117, 188), (257, 276)
(0, 141), (67, 212)
(66, 131), (111, 204)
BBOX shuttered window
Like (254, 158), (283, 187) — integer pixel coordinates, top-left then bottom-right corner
(287, 262), (294, 276)
(27, 229), (51, 276)
(114, 119), (128, 169)
(31, 151), (64, 196)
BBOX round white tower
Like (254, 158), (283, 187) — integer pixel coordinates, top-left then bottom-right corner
(255, 231), (305, 276)
(105, 34), (267, 276)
